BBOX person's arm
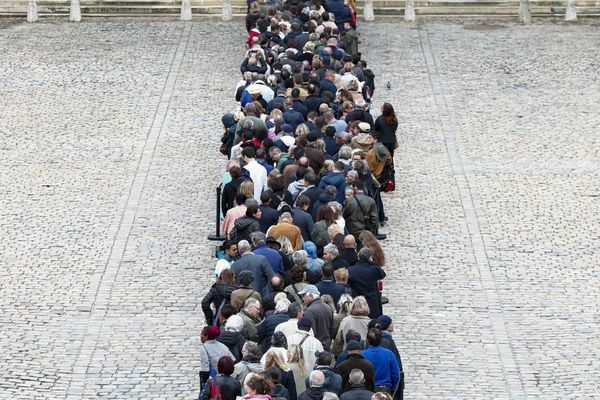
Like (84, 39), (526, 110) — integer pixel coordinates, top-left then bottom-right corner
(390, 353), (400, 391)
(199, 377), (212, 400)
(201, 287), (216, 325)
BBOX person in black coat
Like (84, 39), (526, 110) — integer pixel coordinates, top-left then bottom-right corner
(217, 315), (247, 362)
(257, 298), (291, 354)
(339, 369), (374, 400)
(347, 248), (386, 319)
(200, 356), (241, 400)
(259, 192), (280, 233)
(299, 172), (324, 214)
(222, 166), (245, 216)
(298, 371), (327, 400)
(202, 269), (237, 325)
(335, 340), (375, 393)
(316, 261), (346, 307)
(265, 367), (291, 400)
(292, 195), (315, 242)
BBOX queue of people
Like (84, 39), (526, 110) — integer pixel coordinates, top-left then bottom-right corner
(201, 1), (403, 400)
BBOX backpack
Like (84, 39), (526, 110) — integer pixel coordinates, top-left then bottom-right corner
(209, 379), (222, 400)
(276, 193), (292, 213)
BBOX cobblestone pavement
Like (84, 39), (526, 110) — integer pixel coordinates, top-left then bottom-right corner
(0, 17), (598, 399)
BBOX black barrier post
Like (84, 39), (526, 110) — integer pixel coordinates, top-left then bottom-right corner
(208, 185), (226, 241)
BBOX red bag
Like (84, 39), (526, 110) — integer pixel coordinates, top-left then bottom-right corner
(210, 379), (222, 400)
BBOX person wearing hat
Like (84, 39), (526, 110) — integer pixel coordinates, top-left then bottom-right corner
(375, 316), (403, 397)
(335, 340), (375, 393)
(298, 284), (335, 351)
(287, 316), (324, 372)
(266, 211), (303, 251)
(273, 123), (295, 153)
(200, 326), (236, 389)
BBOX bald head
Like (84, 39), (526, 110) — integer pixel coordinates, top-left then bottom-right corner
(343, 235), (356, 249)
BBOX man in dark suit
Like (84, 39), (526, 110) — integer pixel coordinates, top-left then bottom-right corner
(292, 195), (315, 242)
(347, 248), (386, 319)
(297, 171), (324, 214)
(232, 240), (275, 298)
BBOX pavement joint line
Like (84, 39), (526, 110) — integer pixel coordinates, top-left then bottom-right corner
(418, 23), (527, 400)
(63, 22), (193, 397)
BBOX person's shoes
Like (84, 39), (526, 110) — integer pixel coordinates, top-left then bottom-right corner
(379, 220), (387, 227)
(381, 295), (389, 305)
(376, 233), (387, 240)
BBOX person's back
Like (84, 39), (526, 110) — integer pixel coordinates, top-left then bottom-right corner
(361, 329), (399, 393)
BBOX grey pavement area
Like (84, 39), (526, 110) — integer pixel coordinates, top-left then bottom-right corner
(0, 17), (598, 399)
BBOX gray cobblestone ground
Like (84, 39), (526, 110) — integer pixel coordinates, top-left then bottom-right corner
(0, 17), (598, 399)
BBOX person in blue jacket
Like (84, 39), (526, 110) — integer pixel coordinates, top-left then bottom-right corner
(361, 328), (400, 394)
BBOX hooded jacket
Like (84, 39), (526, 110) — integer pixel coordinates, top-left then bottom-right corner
(231, 217), (260, 244)
(298, 386), (326, 400)
(318, 172), (346, 204)
(217, 330), (246, 362)
(233, 356), (263, 395)
(311, 191), (337, 220)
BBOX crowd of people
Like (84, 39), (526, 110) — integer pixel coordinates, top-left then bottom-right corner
(200, 0), (404, 399)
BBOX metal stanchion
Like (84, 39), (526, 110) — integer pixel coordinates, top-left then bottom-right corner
(208, 185), (226, 241)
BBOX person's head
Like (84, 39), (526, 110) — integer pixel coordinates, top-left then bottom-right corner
(287, 301), (303, 319)
(303, 171), (318, 187)
(271, 274), (285, 290)
(275, 298), (291, 314)
(235, 193), (248, 207)
(327, 223), (343, 240)
(238, 181), (254, 199)
(277, 235), (294, 255)
(346, 339), (362, 354)
(244, 298), (262, 317)
(262, 347), (288, 371)
(244, 373), (273, 396)
(378, 315), (393, 332)
(322, 243), (338, 262)
(220, 304), (237, 324)
(367, 327), (382, 347)
(238, 269), (255, 287)
(288, 264), (306, 284)
(229, 165), (242, 180)
(292, 250), (308, 268)
(359, 230), (385, 266)
(358, 247), (372, 262)
(320, 262), (334, 279)
(218, 269), (235, 285)
(323, 393), (339, 400)
(309, 370), (325, 387)
(321, 294), (336, 313)
(221, 240), (238, 259)
(250, 231), (267, 247)
(238, 239), (252, 255)
(271, 330), (288, 349)
(349, 369), (365, 386)
(371, 393), (393, 400)
(298, 284), (320, 304)
(381, 102), (397, 124)
(241, 341), (260, 359)
(279, 212), (293, 224)
(241, 146), (256, 162)
(316, 351), (333, 367)
(338, 294), (352, 316)
(334, 268), (349, 285)
(201, 325), (220, 342)
(349, 296), (370, 317)
(246, 204), (261, 219)
(296, 194), (310, 210)
(217, 356), (235, 376)
(263, 367), (282, 385)
(225, 314), (244, 333)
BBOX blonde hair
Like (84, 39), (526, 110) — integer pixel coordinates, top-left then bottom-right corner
(238, 181), (254, 199)
(288, 345), (307, 375)
(262, 347), (290, 371)
(328, 223), (343, 240)
(350, 296), (370, 317)
(338, 293), (353, 314)
(334, 268), (349, 284)
(278, 236), (294, 255)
